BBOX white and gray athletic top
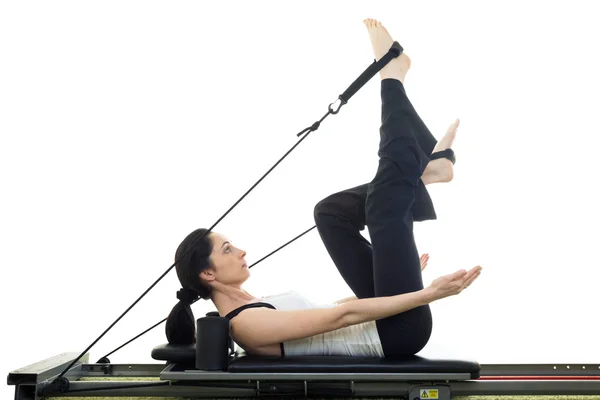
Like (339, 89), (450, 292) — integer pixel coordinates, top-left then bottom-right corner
(224, 290), (384, 357)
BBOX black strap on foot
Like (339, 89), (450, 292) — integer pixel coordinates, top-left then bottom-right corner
(430, 148), (456, 165)
(339, 41), (403, 105)
(297, 41), (404, 137)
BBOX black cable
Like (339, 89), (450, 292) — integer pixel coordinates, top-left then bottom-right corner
(99, 319), (166, 360)
(247, 225), (317, 269)
(57, 117), (324, 379)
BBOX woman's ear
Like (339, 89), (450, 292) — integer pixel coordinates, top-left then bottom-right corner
(200, 268), (216, 283)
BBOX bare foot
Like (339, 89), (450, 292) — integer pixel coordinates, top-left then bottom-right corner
(363, 18), (411, 83)
(422, 119), (459, 184)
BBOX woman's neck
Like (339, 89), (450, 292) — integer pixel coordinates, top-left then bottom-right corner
(211, 286), (259, 317)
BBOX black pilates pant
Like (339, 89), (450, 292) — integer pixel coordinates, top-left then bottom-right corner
(314, 78), (439, 357)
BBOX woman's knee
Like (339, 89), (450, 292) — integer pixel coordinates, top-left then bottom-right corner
(314, 192), (366, 231)
(313, 190), (345, 219)
(377, 306), (433, 356)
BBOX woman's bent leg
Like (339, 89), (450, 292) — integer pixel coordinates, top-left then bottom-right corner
(390, 83), (438, 222)
(314, 184), (375, 299)
(389, 82), (438, 155)
(314, 172), (438, 299)
(368, 78), (433, 356)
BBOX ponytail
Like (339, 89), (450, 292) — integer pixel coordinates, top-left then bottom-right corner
(167, 228), (214, 345)
(166, 288), (200, 345)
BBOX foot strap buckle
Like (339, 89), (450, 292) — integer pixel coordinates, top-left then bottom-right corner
(329, 96), (347, 115)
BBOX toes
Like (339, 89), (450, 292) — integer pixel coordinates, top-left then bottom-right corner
(446, 119), (460, 135)
(364, 18), (379, 29)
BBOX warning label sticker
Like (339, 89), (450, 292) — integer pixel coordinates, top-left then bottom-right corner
(420, 389), (439, 399)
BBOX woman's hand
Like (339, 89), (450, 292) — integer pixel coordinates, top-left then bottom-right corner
(425, 266), (482, 302)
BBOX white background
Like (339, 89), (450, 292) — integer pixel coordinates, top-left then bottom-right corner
(1, 0), (599, 397)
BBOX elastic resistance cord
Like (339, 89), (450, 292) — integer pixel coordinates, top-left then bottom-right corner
(97, 225), (317, 362)
(54, 41), (402, 381)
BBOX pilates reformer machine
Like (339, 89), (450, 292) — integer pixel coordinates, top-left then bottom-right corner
(7, 43), (600, 399)
(7, 315), (600, 399)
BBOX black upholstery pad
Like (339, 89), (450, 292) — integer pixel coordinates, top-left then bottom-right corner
(151, 344), (480, 378)
(230, 354), (480, 377)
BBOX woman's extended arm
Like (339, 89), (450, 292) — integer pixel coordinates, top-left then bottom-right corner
(231, 289), (430, 349)
(231, 266), (481, 350)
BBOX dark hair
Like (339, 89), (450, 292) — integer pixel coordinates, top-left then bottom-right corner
(165, 228), (214, 345)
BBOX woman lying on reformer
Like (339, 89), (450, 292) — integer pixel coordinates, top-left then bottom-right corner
(166, 18), (483, 358)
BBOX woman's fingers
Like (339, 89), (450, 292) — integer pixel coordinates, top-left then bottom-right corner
(420, 253), (429, 270)
(429, 266), (483, 300)
(450, 269), (468, 280)
(448, 267), (481, 290)
(460, 266), (483, 290)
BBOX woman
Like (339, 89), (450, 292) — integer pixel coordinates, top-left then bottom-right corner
(166, 18), (482, 358)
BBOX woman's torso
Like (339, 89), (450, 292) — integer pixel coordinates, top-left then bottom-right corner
(225, 290), (384, 357)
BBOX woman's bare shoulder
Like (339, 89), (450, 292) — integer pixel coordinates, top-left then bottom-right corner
(229, 305), (347, 349)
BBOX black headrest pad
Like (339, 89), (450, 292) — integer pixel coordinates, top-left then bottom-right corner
(151, 344), (195, 364)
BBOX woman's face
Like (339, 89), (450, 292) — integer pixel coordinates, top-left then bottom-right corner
(202, 232), (249, 287)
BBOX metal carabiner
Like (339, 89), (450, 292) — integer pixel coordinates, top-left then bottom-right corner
(328, 96), (347, 115)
